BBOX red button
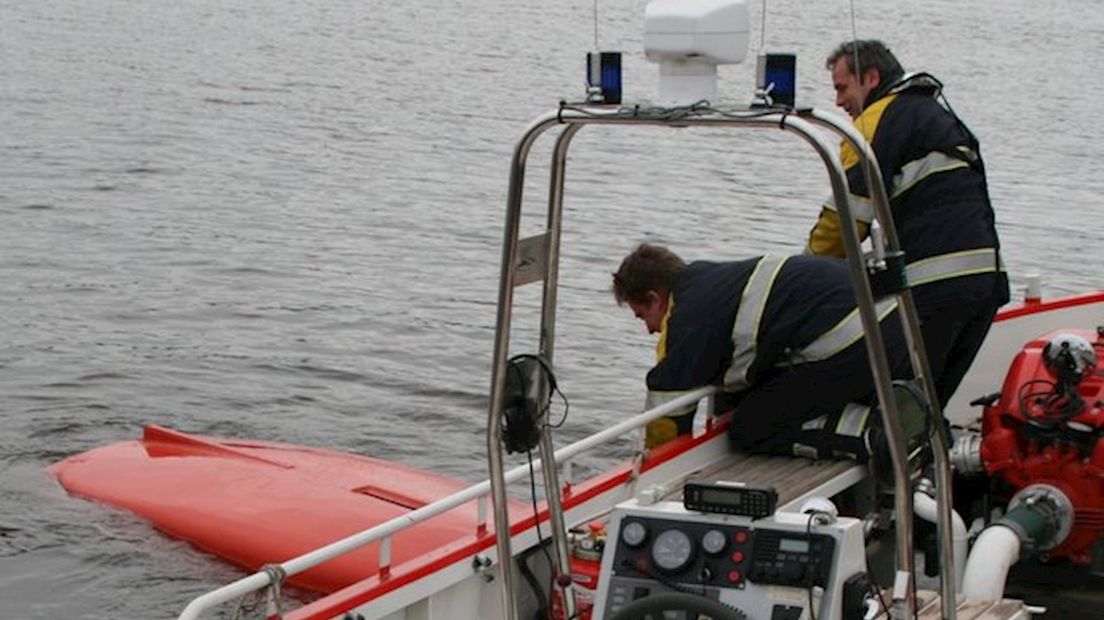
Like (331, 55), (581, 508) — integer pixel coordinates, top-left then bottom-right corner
(727, 570), (742, 583)
(730, 551), (745, 563)
(734, 531), (748, 544)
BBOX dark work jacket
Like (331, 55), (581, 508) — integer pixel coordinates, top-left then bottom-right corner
(646, 255), (888, 395)
(808, 74), (1010, 312)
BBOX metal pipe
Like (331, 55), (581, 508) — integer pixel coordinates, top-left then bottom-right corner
(914, 490), (967, 589)
(533, 124), (585, 620)
(535, 435), (576, 618)
(802, 108), (956, 618)
(487, 111), (563, 620)
(783, 114), (915, 619)
(960, 525), (1021, 601)
(552, 105), (921, 614)
(540, 124), (582, 363)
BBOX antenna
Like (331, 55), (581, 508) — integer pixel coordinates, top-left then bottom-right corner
(760, 0), (767, 50)
(848, 0), (860, 46)
(849, 2), (863, 83)
(594, 0), (599, 50)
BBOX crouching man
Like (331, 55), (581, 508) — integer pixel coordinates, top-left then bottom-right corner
(612, 243), (912, 459)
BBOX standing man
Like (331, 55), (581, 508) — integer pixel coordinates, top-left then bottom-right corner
(809, 40), (1009, 407)
(612, 243), (913, 458)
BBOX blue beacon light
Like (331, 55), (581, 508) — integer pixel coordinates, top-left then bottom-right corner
(586, 51), (622, 104)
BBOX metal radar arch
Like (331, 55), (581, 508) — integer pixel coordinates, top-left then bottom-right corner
(484, 2), (959, 620)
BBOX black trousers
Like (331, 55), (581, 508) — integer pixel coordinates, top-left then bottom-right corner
(726, 317), (913, 460)
(916, 301), (1001, 408)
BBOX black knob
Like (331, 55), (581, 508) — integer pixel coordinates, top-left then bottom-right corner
(700, 564), (715, 582)
(782, 563), (806, 584)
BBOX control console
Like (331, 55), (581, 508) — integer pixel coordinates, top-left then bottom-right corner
(592, 497), (869, 620)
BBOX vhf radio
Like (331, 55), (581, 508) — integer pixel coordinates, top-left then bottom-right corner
(683, 480), (778, 518)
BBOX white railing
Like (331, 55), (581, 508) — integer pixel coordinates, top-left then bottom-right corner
(177, 386), (718, 620)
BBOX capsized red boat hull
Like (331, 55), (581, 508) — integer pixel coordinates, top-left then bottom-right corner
(49, 425), (491, 593)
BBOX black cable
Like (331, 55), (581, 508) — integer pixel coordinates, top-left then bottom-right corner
(892, 379), (935, 431)
(555, 101), (784, 124)
(869, 577), (890, 619)
(1016, 379), (1071, 426)
(912, 567), (919, 620)
(526, 450), (559, 619)
(545, 382), (570, 429)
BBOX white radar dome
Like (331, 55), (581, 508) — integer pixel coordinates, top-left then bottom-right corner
(644, 0), (750, 105)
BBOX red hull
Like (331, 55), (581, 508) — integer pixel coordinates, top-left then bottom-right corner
(49, 425), (490, 593)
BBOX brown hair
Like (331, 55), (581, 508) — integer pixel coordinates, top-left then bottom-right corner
(611, 243), (686, 305)
(826, 39), (903, 84)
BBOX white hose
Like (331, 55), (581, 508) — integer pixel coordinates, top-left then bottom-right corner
(912, 491), (968, 590)
(961, 524), (1022, 601)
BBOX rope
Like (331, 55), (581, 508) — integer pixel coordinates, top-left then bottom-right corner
(232, 564), (287, 620)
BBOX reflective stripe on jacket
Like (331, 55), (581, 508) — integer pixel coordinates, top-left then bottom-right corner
(644, 255), (898, 411)
(805, 74), (1007, 305)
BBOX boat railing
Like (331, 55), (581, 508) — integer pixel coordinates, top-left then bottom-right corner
(176, 385), (719, 620)
(484, 103), (951, 620)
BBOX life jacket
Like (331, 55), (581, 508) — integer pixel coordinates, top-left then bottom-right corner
(642, 255), (898, 446)
(808, 73), (1008, 308)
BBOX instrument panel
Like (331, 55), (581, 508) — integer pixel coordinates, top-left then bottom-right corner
(592, 500), (867, 620)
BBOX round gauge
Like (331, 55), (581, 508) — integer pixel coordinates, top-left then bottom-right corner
(651, 529), (695, 572)
(701, 529), (727, 556)
(621, 521), (648, 548)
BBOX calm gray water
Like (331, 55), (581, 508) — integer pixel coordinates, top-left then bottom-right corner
(2, 0), (1102, 617)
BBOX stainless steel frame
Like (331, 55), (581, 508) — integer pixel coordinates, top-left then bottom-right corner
(486, 103), (958, 620)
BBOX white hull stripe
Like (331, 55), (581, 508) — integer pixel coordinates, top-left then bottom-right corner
(723, 256), (788, 390)
(907, 247), (1001, 287)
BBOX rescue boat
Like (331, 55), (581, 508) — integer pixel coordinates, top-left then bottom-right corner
(47, 2), (1104, 619)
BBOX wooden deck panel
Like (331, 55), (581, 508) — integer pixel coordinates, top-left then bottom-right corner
(870, 590), (1030, 619)
(666, 451), (864, 505)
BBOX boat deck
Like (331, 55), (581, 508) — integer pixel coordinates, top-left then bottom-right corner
(875, 591), (1030, 619)
(663, 450), (867, 509)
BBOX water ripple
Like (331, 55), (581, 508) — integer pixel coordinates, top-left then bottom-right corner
(1, 0), (1101, 616)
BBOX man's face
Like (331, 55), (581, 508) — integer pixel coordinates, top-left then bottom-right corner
(830, 58), (878, 119)
(627, 291), (668, 334)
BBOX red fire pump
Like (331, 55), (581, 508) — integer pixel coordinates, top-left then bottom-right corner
(978, 328), (1104, 564)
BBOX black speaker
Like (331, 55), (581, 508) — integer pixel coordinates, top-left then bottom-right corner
(501, 355), (556, 454)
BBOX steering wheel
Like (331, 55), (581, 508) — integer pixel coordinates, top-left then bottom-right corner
(607, 592), (749, 620)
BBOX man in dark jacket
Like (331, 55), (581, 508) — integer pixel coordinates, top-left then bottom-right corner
(612, 243), (912, 457)
(808, 40), (1009, 408)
